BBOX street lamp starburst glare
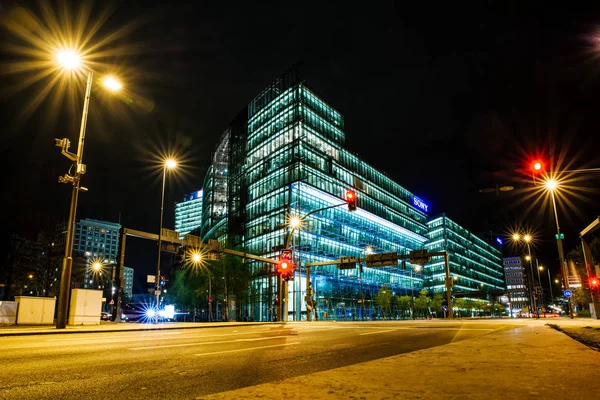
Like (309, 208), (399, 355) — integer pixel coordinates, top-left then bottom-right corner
(165, 159), (177, 169)
(289, 215), (302, 229)
(56, 50), (81, 70)
(103, 76), (122, 91)
(545, 179), (558, 191)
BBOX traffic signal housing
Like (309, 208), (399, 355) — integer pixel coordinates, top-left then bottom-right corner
(590, 277), (599, 291)
(532, 160), (544, 173)
(346, 190), (357, 212)
(278, 249), (295, 280)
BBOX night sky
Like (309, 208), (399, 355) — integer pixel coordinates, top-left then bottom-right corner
(2, 1), (600, 289)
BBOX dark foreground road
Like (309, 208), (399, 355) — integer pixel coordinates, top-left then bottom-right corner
(0, 321), (519, 399)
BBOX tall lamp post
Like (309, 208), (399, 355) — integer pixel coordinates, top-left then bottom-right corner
(155, 159), (177, 312)
(543, 178), (573, 319)
(511, 233), (538, 318)
(55, 51), (122, 329)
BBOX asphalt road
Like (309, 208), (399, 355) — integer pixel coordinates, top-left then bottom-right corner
(0, 321), (519, 399)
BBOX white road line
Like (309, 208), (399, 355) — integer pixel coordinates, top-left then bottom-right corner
(46, 330), (274, 343)
(359, 330), (396, 336)
(194, 342), (300, 357)
(237, 336), (288, 342)
(128, 335), (290, 350)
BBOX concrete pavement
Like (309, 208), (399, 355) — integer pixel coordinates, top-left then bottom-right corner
(2, 318), (599, 399)
(197, 318), (600, 400)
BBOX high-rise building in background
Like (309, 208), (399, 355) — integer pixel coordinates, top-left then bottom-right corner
(175, 190), (204, 239)
(122, 266), (134, 298)
(200, 64), (504, 321)
(73, 218), (121, 260)
(503, 256), (529, 316)
(71, 218), (121, 289)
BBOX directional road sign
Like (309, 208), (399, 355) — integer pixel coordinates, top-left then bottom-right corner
(564, 289), (573, 298)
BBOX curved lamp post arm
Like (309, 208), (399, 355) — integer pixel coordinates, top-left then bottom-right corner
(284, 202), (346, 249)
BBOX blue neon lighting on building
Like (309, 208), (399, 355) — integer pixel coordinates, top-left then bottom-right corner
(496, 237), (503, 245)
(412, 196), (429, 213)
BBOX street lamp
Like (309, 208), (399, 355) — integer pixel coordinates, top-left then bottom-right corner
(542, 177), (573, 319)
(91, 261), (103, 289)
(155, 158), (177, 314)
(55, 50), (123, 329)
(510, 232), (539, 318)
(189, 249), (212, 321)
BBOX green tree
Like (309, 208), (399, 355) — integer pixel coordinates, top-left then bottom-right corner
(413, 289), (430, 317)
(491, 302), (506, 317)
(454, 298), (466, 318)
(374, 285), (393, 318)
(572, 287), (592, 306)
(429, 293), (443, 316)
(395, 295), (412, 319)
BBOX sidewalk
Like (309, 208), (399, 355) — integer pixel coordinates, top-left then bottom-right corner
(197, 318), (600, 400)
(0, 321), (269, 336)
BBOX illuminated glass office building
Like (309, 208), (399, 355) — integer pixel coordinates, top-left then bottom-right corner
(175, 190), (204, 239)
(201, 64), (503, 321)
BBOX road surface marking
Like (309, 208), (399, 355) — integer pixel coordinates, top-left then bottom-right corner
(237, 336), (288, 342)
(194, 342), (300, 357)
(128, 335), (290, 350)
(359, 330), (396, 336)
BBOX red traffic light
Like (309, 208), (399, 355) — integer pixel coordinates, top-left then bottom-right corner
(531, 160), (545, 173)
(346, 190), (357, 212)
(277, 249), (295, 280)
(591, 278), (599, 287)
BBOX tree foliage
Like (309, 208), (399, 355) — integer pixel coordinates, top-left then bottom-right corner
(374, 284), (393, 317)
(413, 289), (430, 316)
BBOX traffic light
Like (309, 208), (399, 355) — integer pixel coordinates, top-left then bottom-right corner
(346, 190), (357, 212)
(531, 160), (544, 173)
(590, 277), (599, 290)
(278, 249), (295, 280)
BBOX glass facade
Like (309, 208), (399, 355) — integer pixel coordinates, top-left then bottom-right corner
(201, 64), (505, 321)
(425, 215), (504, 293)
(175, 190), (204, 239)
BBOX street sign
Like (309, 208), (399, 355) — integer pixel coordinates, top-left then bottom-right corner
(564, 290), (573, 298)
(209, 296), (213, 302)
(365, 252), (398, 268)
(442, 305), (448, 312)
(109, 299), (114, 305)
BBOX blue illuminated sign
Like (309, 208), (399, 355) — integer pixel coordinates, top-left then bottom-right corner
(496, 237), (503, 245)
(412, 197), (429, 213)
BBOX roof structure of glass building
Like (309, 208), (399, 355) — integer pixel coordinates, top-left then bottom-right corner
(200, 64), (504, 322)
(175, 190), (204, 239)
